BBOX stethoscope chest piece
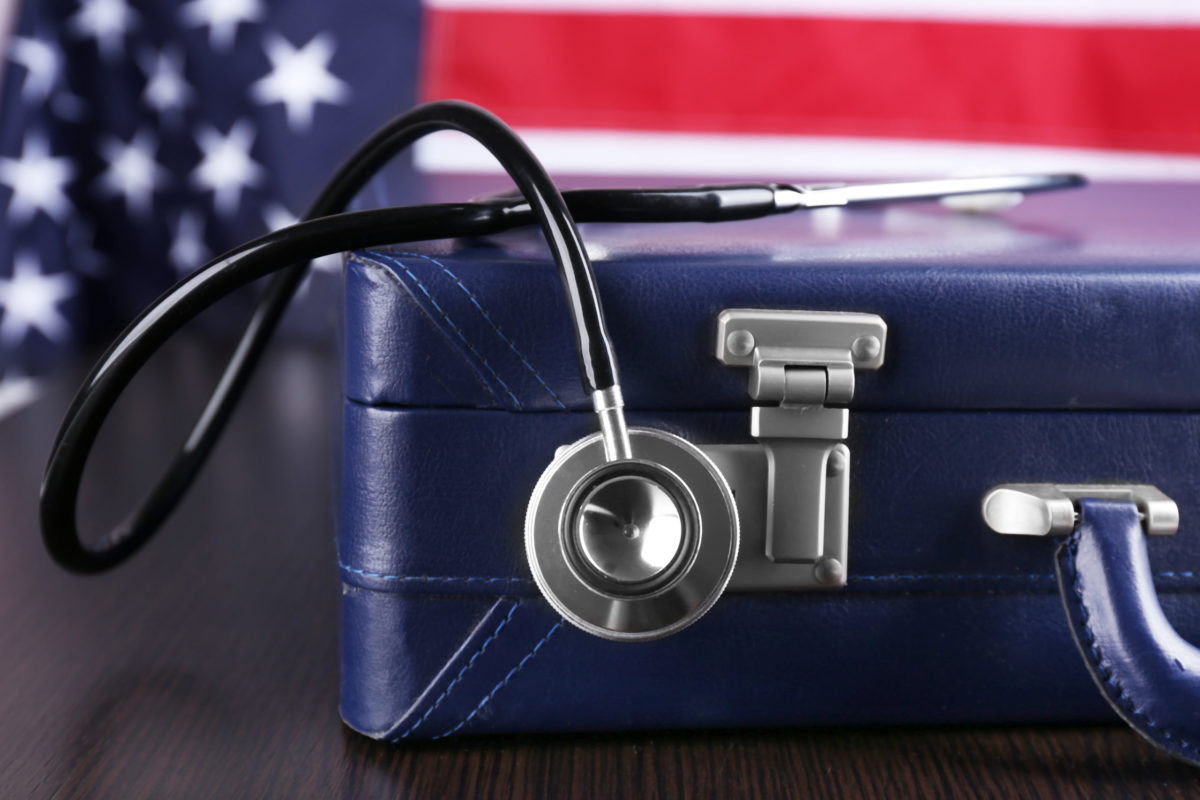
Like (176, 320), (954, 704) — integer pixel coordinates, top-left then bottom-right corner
(525, 428), (739, 641)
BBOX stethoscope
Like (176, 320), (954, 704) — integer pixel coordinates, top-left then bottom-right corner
(39, 100), (1083, 639)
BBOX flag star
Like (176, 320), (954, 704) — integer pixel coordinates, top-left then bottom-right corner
(0, 252), (78, 347)
(140, 47), (193, 119)
(0, 135), (75, 224)
(9, 37), (61, 102)
(69, 0), (138, 60)
(262, 203), (297, 234)
(263, 204), (340, 295)
(98, 130), (170, 216)
(170, 209), (209, 275)
(180, 0), (263, 51)
(190, 120), (263, 216)
(0, 372), (42, 421)
(251, 33), (349, 132)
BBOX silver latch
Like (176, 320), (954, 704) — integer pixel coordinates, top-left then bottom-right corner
(982, 484), (1179, 537)
(717, 309), (885, 405)
(702, 309), (887, 590)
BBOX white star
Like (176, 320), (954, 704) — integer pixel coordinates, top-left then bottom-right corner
(8, 37), (83, 119)
(9, 37), (61, 102)
(180, 0), (263, 51)
(0, 135), (75, 224)
(140, 47), (193, 119)
(262, 203), (298, 236)
(170, 210), (209, 275)
(251, 33), (349, 132)
(97, 130), (169, 216)
(69, 0), (138, 60)
(190, 120), (263, 216)
(0, 372), (42, 421)
(263, 204), (340, 296)
(0, 253), (78, 346)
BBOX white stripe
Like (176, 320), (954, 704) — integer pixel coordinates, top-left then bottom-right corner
(425, 0), (1200, 26)
(414, 129), (1200, 181)
(0, 375), (41, 421)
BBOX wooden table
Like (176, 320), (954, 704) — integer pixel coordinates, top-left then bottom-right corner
(2, 339), (1198, 799)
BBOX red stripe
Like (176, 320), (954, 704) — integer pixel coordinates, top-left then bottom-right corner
(422, 10), (1200, 154)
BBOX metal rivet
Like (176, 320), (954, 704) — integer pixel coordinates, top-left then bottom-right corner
(814, 557), (845, 586)
(851, 335), (881, 362)
(827, 448), (847, 477)
(726, 330), (755, 357)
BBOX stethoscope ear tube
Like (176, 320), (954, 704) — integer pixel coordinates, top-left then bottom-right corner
(40, 203), (505, 572)
(39, 96), (1085, 596)
(41, 100), (625, 573)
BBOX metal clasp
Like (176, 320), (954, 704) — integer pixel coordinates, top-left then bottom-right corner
(982, 484), (1179, 537)
(703, 309), (887, 590)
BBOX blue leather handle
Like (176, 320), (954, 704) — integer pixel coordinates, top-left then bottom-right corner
(1056, 499), (1200, 765)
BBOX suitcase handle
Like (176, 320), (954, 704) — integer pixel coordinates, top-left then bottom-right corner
(1056, 499), (1200, 766)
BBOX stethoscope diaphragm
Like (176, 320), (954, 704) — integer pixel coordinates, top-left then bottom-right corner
(525, 428), (739, 641)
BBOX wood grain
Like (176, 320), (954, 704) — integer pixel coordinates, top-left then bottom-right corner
(1, 340), (1197, 799)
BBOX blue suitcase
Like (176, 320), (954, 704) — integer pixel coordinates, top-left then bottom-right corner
(336, 178), (1200, 757)
(37, 99), (1200, 762)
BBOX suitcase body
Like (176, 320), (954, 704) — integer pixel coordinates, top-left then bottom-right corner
(337, 181), (1200, 740)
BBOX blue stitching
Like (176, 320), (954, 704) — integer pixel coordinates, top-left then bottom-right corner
(348, 253), (504, 408)
(432, 620), (563, 740)
(854, 573), (1054, 582)
(338, 561), (531, 585)
(348, 253), (501, 410)
(356, 251), (523, 409)
(393, 600), (522, 740)
(338, 561), (1198, 587)
(858, 572), (1199, 582)
(1062, 526), (1200, 760)
(392, 250), (567, 410)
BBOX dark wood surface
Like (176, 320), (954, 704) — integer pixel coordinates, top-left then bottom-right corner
(3, 339), (1200, 799)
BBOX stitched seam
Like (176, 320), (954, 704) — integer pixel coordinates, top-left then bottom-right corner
(1063, 529), (1200, 760)
(338, 563), (1199, 585)
(861, 572), (1200, 581)
(856, 573), (1055, 582)
(339, 561), (531, 585)
(354, 252), (523, 409)
(432, 620), (563, 740)
(348, 253), (503, 408)
(391, 250), (567, 410)
(393, 600), (522, 740)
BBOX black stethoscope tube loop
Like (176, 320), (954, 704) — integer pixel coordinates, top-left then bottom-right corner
(41, 100), (615, 574)
(41, 203), (511, 572)
(39, 91), (1084, 576)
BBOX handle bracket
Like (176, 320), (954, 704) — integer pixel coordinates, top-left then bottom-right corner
(982, 483), (1179, 538)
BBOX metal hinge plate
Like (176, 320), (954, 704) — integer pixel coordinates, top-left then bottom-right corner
(710, 308), (887, 591)
(716, 309), (886, 405)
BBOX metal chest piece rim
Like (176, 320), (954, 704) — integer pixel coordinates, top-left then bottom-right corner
(525, 428), (740, 641)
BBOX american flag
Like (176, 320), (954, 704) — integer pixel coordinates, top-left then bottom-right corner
(2, 0), (1199, 416)
(0, 0), (421, 415)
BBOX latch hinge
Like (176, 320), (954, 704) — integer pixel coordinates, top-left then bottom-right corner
(703, 309), (887, 590)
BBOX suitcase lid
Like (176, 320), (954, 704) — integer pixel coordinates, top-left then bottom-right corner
(344, 181), (1200, 412)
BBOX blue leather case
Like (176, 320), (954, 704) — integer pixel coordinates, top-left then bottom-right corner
(339, 182), (1200, 740)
